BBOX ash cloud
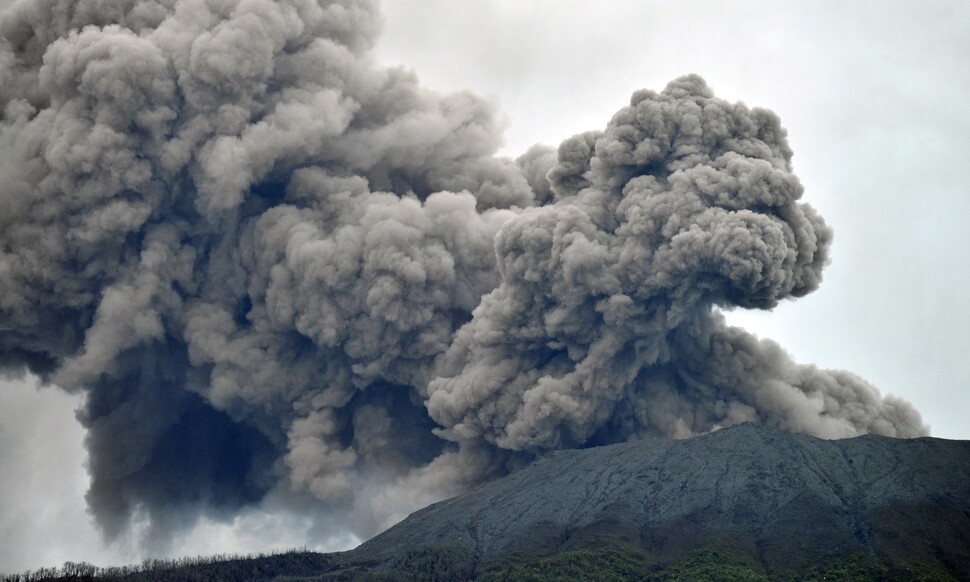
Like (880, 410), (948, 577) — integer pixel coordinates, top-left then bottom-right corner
(0, 0), (924, 547)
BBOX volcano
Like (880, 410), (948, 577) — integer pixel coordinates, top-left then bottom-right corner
(321, 422), (970, 579)
(52, 422), (968, 581)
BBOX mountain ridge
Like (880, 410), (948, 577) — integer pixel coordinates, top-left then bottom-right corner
(332, 422), (970, 579)
(5, 423), (968, 581)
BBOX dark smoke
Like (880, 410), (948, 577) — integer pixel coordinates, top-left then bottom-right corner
(0, 0), (924, 547)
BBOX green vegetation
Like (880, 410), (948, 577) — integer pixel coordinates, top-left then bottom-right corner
(475, 548), (960, 582)
(356, 545), (476, 581)
(1, 545), (962, 581)
(479, 546), (647, 581)
(0, 549), (336, 582)
(644, 550), (769, 582)
(792, 553), (959, 582)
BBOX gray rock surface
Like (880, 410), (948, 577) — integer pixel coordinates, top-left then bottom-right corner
(343, 422), (970, 575)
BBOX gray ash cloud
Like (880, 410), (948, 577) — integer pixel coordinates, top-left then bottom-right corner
(0, 0), (924, 548)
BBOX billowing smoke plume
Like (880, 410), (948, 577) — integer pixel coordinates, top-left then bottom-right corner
(0, 0), (924, 547)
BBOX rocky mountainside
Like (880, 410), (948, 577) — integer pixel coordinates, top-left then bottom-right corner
(327, 422), (970, 580)
(8, 423), (969, 581)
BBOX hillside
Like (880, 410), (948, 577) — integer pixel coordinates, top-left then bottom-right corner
(329, 422), (970, 580)
(5, 423), (969, 581)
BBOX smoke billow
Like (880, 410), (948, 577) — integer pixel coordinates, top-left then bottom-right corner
(0, 0), (924, 547)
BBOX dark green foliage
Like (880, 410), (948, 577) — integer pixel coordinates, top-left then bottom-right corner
(643, 550), (769, 582)
(2, 544), (963, 581)
(791, 554), (959, 582)
(0, 549), (336, 582)
(475, 546), (962, 582)
(479, 546), (647, 582)
(533, 550), (942, 582)
(354, 545), (476, 581)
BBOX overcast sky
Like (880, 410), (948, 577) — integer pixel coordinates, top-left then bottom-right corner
(1, 0), (968, 573)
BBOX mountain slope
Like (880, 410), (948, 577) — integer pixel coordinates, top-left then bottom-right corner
(9, 423), (967, 581)
(329, 422), (970, 579)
